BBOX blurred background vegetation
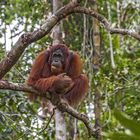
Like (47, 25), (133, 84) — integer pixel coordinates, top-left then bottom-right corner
(0, 0), (140, 139)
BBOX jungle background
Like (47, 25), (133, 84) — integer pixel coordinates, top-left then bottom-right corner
(0, 0), (140, 140)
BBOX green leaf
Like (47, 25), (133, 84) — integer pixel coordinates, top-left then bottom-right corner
(109, 132), (140, 140)
(114, 109), (140, 136)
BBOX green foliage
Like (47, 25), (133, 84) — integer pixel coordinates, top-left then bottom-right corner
(0, 0), (140, 139)
(105, 110), (140, 140)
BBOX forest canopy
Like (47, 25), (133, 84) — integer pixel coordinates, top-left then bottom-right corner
(0, 0), (140, 140)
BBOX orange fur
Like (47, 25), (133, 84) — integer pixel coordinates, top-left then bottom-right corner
(27, 44), (88, 107)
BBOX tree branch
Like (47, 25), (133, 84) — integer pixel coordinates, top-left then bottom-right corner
(73, 7), (140, 41)
(0, 1), (78, 79)
(0, 80), (96, 137)
(0, 4), (139, 79)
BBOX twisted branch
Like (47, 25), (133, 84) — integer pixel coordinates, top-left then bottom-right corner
(0, 3), (139, 79)
(0, 80), (96, 137)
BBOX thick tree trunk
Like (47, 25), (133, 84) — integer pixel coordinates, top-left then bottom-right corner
(52, 0), (63, 46)
(52, 1), (66, 140)
(55, 109), (66, 140)
(92, 1), (102, 140)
